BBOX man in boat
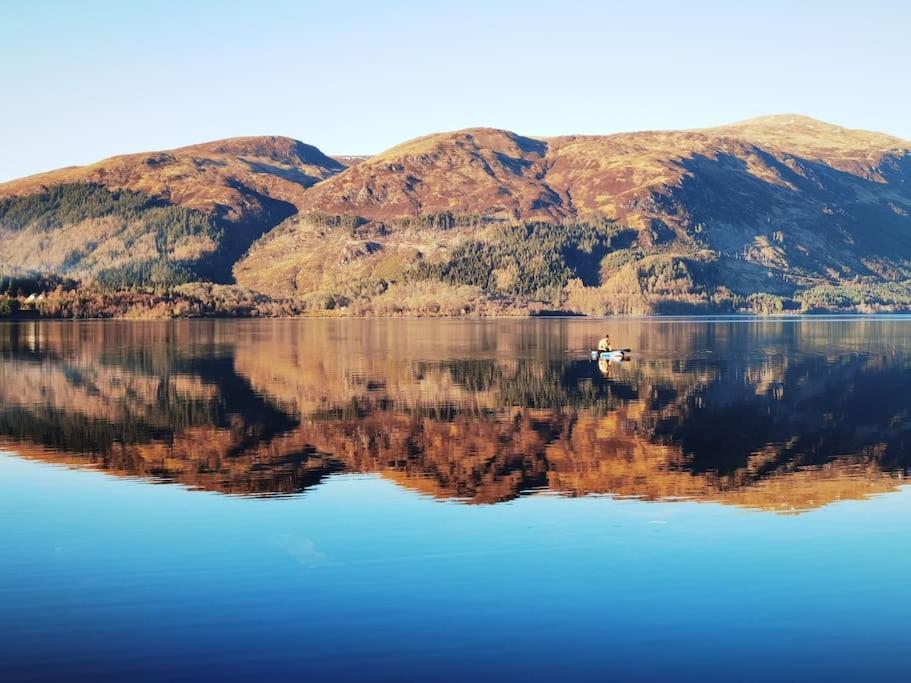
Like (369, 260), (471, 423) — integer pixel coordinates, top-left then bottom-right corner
(597, 334), (612, 352)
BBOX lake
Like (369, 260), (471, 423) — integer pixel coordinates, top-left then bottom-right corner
(1, 318), (910, 682)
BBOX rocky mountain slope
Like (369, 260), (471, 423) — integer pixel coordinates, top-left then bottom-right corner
(0, 136), (344, 284)
(3, 116), (911, 315)
(0, 135), (344, 213)
(236, 116), (911, 313)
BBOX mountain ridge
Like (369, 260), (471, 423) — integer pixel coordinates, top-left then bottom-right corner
(0, 134), (345, 211)
(2, 115), (911, 316)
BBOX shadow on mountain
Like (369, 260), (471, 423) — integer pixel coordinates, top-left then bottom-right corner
(670, 150), (911, 285)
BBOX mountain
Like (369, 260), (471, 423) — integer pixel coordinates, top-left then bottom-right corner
(0, 136), (344, 286)
(296, 115), (910, 227)
(0, 135), (344, 212)
(297, 128), (559, 220)
(236, 116), (911, 313)
(3, 116), (911, 316)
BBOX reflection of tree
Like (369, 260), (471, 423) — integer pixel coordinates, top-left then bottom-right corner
(1, 321), (911, 511)
(422, 359), (641, 412)
(0, 325), (298, 475)
(653, 352), (911, 476)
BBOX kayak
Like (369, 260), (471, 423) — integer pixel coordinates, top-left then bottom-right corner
(590, 349), (630, 361)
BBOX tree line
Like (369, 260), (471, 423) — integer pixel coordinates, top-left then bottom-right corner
(412, 220), (634, 298)
(0, 183), (220, 288)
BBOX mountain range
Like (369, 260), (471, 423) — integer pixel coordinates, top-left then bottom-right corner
(2, 115), (911, 316)
(3, 320), (909, 511)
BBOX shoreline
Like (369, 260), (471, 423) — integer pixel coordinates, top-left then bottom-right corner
(5, 311), (911, 322)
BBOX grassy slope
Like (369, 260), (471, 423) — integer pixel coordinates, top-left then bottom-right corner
(3, 117), (911, 315)
(0, 137), (346, 286)
(235, 116), (911, 314)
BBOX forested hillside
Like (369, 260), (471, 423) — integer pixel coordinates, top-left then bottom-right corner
(0, 135), (345, 289)
(0, 183), (224, 287)
(234, 116), (911, 315)
(3, 117), (911, 317)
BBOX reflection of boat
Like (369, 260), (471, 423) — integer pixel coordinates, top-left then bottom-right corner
(590, 349), (629, 361)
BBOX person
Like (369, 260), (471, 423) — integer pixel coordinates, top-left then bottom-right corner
(597, 334), (612, 352)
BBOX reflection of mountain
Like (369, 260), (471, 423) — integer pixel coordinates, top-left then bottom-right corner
(1, 320), (909, 512)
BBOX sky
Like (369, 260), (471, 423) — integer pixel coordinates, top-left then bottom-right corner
(1, 0), (908, 181)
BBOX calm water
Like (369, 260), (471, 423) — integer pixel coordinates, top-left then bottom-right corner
(1, 318), (910, 682)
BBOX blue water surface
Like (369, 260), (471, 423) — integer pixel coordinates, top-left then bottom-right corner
(2, 454), (909, 682)
(2, 318), (911, 681)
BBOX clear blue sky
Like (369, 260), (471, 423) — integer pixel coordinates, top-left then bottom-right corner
(2, 0), (908, 181)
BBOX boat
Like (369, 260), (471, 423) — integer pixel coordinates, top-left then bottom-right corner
(590, 349), (630, 361)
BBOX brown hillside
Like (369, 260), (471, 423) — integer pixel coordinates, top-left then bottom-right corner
(0, 136), (345, 285)
(0, 135), (344, 219)
(296, 116), (911, 227)
(235, 116), (911, 307)
(4, 116), (911, 314)
(299, 128), (562, 221)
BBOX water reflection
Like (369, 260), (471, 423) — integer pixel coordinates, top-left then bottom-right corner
(1, 319), (909, 511)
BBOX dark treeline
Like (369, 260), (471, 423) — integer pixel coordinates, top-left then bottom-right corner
(421, 358), (638, 413)
(300, 211), (490, 236)
(0, 273), (77, 296)
(0, 183), (221, 289)
(94, 259), (197, 291)
(413, 220), (635, 298)
(300, 212), (368, 230)
(0, 183), (154, 232)
(386, 211), (488, 231)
